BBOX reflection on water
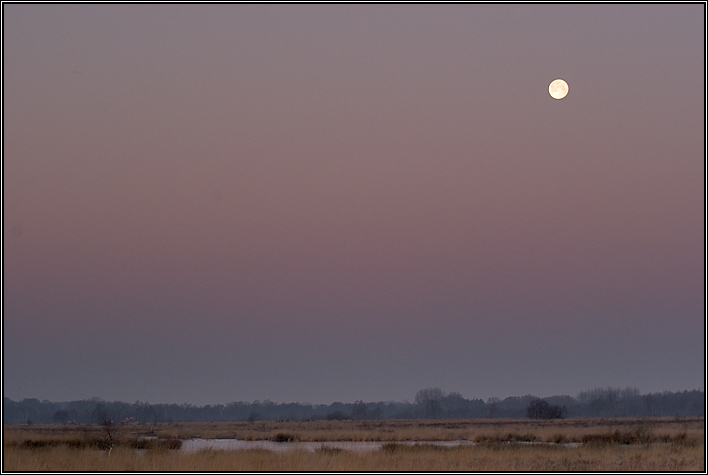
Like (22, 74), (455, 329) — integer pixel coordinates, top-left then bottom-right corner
(181, 438), (475, 453)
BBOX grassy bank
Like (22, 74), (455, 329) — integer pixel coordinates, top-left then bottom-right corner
(4, 442), (703, 471)
(4, 417), (703, 471)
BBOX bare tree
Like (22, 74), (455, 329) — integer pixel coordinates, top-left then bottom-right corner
(101, 417), (116, 455)
(415, 388), (445, 419)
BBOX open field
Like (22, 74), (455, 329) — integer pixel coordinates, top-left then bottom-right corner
(4, 417), (704, 471)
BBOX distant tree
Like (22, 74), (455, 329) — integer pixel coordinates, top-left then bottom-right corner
(5, 387), (704, 424)
(424, 399), (443, 419)
(492, 395), (537, 418)
(415, 388), (445, 419)
(370, 406), (383, 420)
(326, 410), (350, 421)
(351, 401), (369, 420)
(486, 397), (500, 418)
(526, 399), (566, 419)
(136, 403), (159, 423)
(52, 410), (70, 424)
(91, 404), (111, 425)
(578, 387), (621, 417)
(414, 388), (445, 405)
(541, 395), (578, 417)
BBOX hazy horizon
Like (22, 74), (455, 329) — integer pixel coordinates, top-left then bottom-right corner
(3, 4), (704, 407)
(5, 386), (704, 408)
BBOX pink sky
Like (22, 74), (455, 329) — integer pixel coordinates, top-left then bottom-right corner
(3, 4), (704, 405)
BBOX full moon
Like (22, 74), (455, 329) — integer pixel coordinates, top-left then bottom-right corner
(549, 79), (569, 99)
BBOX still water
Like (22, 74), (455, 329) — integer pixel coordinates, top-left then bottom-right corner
(181, 438), (475, 453)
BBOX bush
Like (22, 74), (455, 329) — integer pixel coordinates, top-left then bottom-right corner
(270, 433), (296, 442)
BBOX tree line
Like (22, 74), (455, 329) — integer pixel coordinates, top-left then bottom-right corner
(3, 387), (703, 425)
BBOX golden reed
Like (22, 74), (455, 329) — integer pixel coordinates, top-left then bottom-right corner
(4, 417), (703, 471)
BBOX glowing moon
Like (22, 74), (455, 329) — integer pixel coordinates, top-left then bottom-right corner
(548, 79), (569, 100)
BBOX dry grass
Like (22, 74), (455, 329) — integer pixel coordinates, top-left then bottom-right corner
(6, 416), (700, 442)
(4, 417), (704, 471)
(3, 443), (704, 471)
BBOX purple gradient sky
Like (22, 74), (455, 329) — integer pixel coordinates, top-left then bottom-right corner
(3, 4), (704, 405)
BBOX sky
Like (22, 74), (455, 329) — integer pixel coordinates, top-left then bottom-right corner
(3, 4), (705, 406)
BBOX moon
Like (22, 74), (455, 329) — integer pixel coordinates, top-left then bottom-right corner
(548, 79), (569, 100)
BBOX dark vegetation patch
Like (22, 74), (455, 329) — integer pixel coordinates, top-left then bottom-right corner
(11, 437), (182, 451)
(474, 432), (538, 444)
(270, 432), (297, 442)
